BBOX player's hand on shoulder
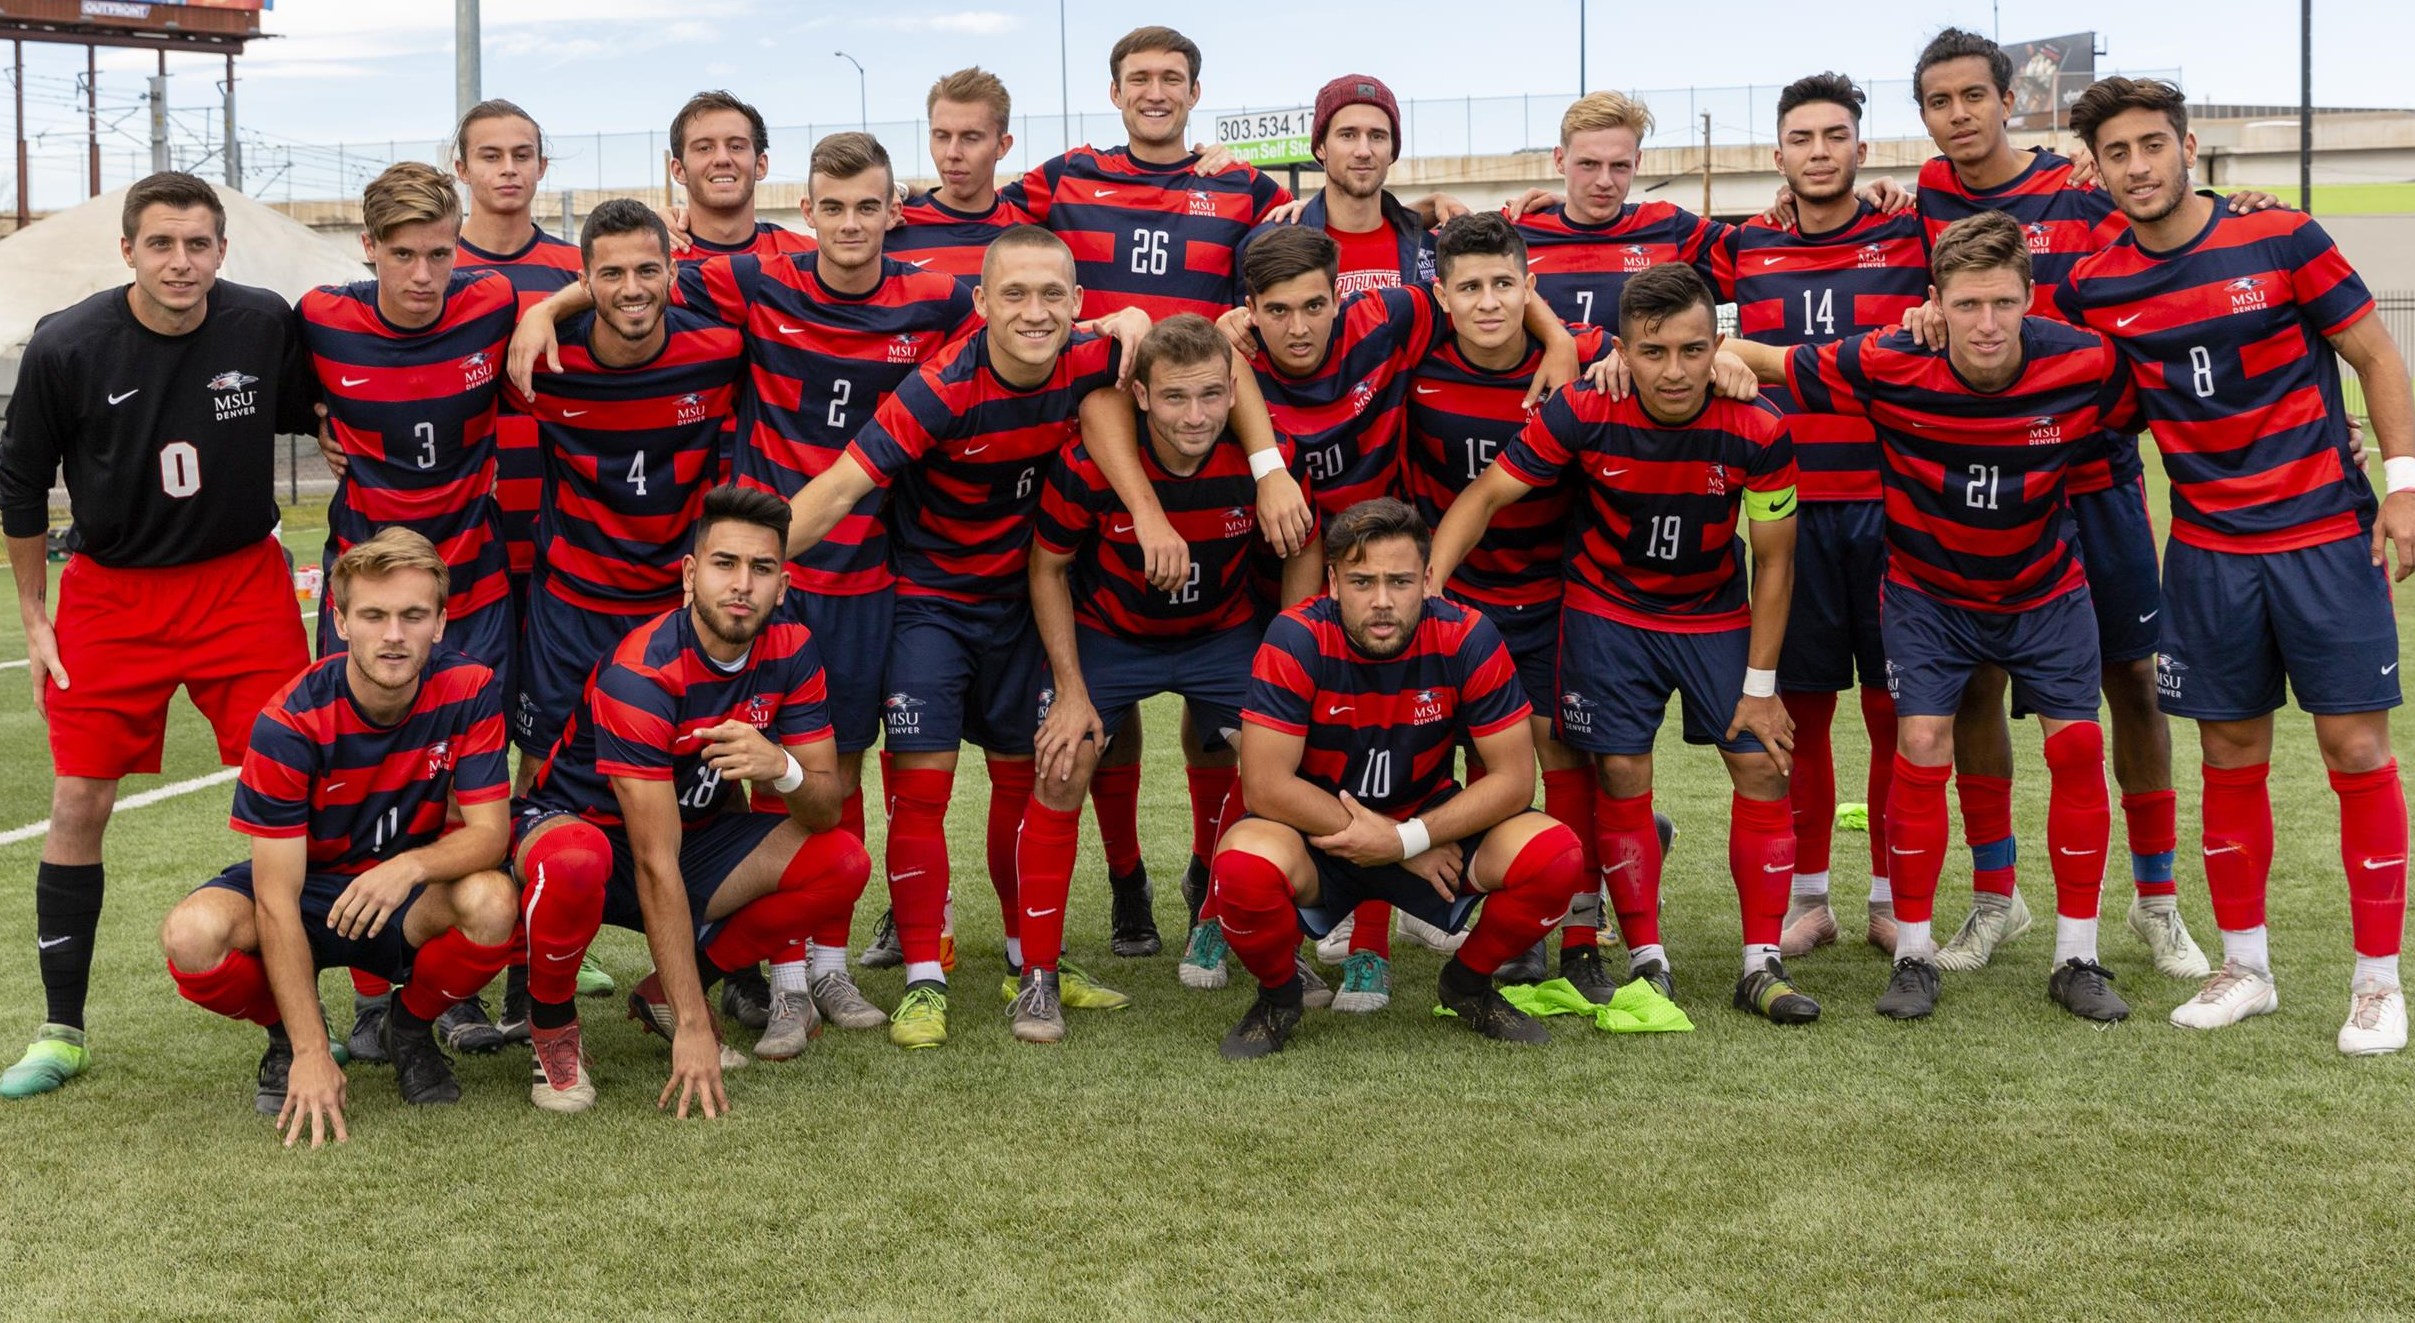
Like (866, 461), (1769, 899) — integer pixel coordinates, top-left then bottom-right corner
(1584, 347), (1630, 401)
(1726, 695), (1797, 776)
(2063, 145), (2100, 188)
(657, 204), (694, 252)
(1425, 193), (1472, 225)
(1261, 198), (1308, 226)
(1897, 301), (1947, 349)
(2347, 414), (2368, 467)
(1255, 470), (1312, 559)
(1401, 842), (1467, 903)
(696, 719), (788, 784)
(660, 1030), (727, 1119)
(1505, 188), (1560, 217)
(1857, 176), (1916, 215)
(1710, 352), (1761, 402)
(507, 311), (564, 399)
(1193, 142), (1240, 176)
(1760, 184), (1798, 229)
(277, 1054), (348, 1150)
(1034, 689), (1102, 785)
(2223, 189), (2284, 214)
(1082, 306), (1152, 385)
(1214, 305), (1261, 357)
(1528, 338), (1582, 409)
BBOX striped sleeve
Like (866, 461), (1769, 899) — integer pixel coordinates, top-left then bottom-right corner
(1033, 440), (1097, 555)
(1498, 389), (1581, 487)
(772, 635), (836, 749)
(591, 663), (680, 781)
(451, 673), (511, 805)
(1242, 613), (1318, 736)
(1454, 614), (1532, 736)
(2283, 216), (2376, 338)
(229, 708), (317, 839)
(845, 364), (953, 484)
(1785, 337), (1869, 419)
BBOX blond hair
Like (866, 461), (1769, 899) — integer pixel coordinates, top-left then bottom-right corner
(361, 161), (460, 243)
(1929, 211), (2032, 290)
(809, 131), (893, 191)
(1559, 91), (1656, 148)
(928, 67), (1012, 134)
(330, 527), (450, 613)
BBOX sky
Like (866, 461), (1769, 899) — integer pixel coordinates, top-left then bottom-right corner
(3, 0), (2406, 205)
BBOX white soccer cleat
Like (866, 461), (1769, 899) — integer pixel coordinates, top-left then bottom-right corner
(1396, 910), (1466, 954)
(2168, 961), (2279, 1029)
(1313, 911), (1358, 965)
(2126, 898), (2212, 980)
(2338, 979), (2407, 1057)
(1934, 889), (2032, 972)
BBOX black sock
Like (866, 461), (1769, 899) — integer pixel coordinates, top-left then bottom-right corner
(35, 862), (105, 1029)
(694, 951), (732, 990)
(529, 997), (577, 1031)
(388, 994), (433, 1034)
(1262, 974), (1304, 1008)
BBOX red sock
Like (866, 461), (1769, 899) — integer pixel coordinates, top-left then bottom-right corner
(838, 785), (867, 843)
(2200, 764), (2273, 932)
(2120, 788), (2178, 898)
(1016, 800), (1082, 972)
(2042, 723), (2110, 922)
(1595, 791), (1663, 949)
(1860, 687), (1898, 875)
(520, 818), (609, 1005)
(1210, 848), (1299, 986)
(398, 928), (517, 1022)
(1886, 756), (1952, 924)
(1542, 767), (1600, 948)
(1347, 900), (1393, 957)
(703, 831), (874, 971)
(986, 758), (1034, 940)
(1782, 691), (1838, 877)
(170, 950), (280, 1026)
(1089, 760), (1143, 877)
(2331, 761), (2408, 958)
(1186, 764), (1239, 861)
(1958, 772), (2017, 896)
(1197, 781), (1249, 922)
(885, 765), (955, 965)
(1729, 792), (1794, 948)
(350, 970), (392, 998)
(809, 798), (867, 953)
(1459, 825), (1586, 974)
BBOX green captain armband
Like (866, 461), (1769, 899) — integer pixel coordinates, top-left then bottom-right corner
(1744, 485), (1798, 523)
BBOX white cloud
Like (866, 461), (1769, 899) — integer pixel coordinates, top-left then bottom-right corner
(870, 10), (1022, 36)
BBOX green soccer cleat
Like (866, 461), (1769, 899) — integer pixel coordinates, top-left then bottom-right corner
(999, 961), (1132, 1010)
(1, 1024), (89, 1100)
(576, 953), (616, 998)
(890, 985), (950, 1050)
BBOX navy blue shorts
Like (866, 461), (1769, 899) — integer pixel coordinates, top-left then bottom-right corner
(2067, 481), (2162, 665)
(1881, 581), (2102, 720)
(883, 594), (1048, 755)
(1460, 595), (1559, 715)
(516, 582), (647, 757)
(201, 861), (423, 982)
(518, 808), (787, 942)
(1248, 812), (1492, 940)
(1779, 500), (1888, 692)
(2159, 535), (2402, 721)
(1556, 608), (1760, 755)
(792, 587), (892, 755)
(1070, 624), (1255, 747)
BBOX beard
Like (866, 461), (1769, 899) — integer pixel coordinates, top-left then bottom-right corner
(694, 596), (770, 649)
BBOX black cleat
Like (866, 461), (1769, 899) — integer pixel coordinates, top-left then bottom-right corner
(1439, 958), (1549, 1044)
(1876, 957), (1941, 1020)
(1108, 862), (1163, 957)
(1180, 855), (1211, 928)
(720, 966), (773, 1031)
(434, 994), (506, 1055)
(381, 1006), (462, 1105)
(1628, 958), (1675, 1000)
(1220, 979), (1305, 1061)
(1495, 939), (1549, 985)
(1561, 945), (1620, 1005)
(2048, 958), (2131, 1022)
(254, 1025), (294, 1116)
(496, 964), (532, 1045)
(1734, 957), (1822, 1024)
(346, 992), (390, 1065)
(1654, 811), (1679, 856)
(857, 908), (904, 969)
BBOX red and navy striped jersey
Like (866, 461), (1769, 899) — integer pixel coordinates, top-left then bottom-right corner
(889, 191), (1037, 288)
(2058, 206), (2379, 555)
(458, 227), (584, 576)
(1786, 320), (2136, 613)
(1244, 594), (1531, 821)
(1402, 325), (1610, 608)
(685, 222), (817, 262)
(524, 607), (833, 830)
(1034, 422), (1310, 640)
(848, 328), (1122, 602)
(679, 252), (975, 595)
(230, 650), (509, 876)
(1252, 284), (1447, 516)
(301, 271), (517, 627)
(506, 304), (746, 614)
(1502, 386), (1796, 631)
(1710, 205), (1930, 503)
(1514, 200), (1726, 330)
(1012, 145), (1291, 320)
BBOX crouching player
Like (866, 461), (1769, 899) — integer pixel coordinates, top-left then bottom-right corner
(511, 487), (871, 1116)
(1210, 499), (1589, 1059)
(159, 530), (519, 1145)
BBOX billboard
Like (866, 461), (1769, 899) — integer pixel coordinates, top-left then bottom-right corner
(0, 2), (267, 34)
(2004, 32), (2096, 131)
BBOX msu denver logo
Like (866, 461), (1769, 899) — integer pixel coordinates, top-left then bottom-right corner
(2028, 415), (2061, 445)
(460, 351), (497, 388)
(208, 368), (260, 422)
(1621, 243), (1651, 272)
(1560, 690), (1594, 731)
(1856, 242), (1890, 269)
(888, 331), (923, 364)
(739, 695), (775, 728)
(424, 738), (454, 778)
(676, 392), (709, 424)
(2226, 276), (2269, 312)
(884, 692), (925, 733)
(205, 370), (258, 392)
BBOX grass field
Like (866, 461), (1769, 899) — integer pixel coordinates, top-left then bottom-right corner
(5, 466), (2415, 1322)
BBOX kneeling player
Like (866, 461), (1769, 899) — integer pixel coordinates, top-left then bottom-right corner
(1210, 499), (1589, 1059)
(159, 530), (519, 1145)
(513, 488), (871, 1116)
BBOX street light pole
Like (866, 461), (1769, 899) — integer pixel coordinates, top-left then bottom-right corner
(835, 51), (867, 133)
(455, 0), (480, 127)
(1578, 0), (1587, 95)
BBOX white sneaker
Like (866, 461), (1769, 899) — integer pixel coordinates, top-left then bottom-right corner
(2168, 961), (2280, 1029)
(1934, 889), (2032, 972)
(1313, 912), (1358, 965)
(2338, 979), (2408, 1057)
(1396, 909), (1467, 954)
(2126, 897), (2212, 979)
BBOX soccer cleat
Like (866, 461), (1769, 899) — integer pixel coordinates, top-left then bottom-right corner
(719, 967), (773, 1032)
(528, 1019), (597, 1114)
(434, 994), (506, 1055)
(1655, 811), (1680, 856)
(1495, 939), (1549, 985)
(1779, 900), (1839, 958)
(0, 1024), (90, 1100)
(1560, 946), (1619, 1005)
(1331, 951), (1392, 1013)
(2338, 978), (2407, 1056)
(1108, 863), (1163, 958)
(1296, 955), (1334, 1011)
(754, 988), (823, 1061)
(1008, 969), (1067, 1045)
(1865, 903), (1899, 957)
(1735, 957), (1822, 1024)
(1312, 912), (1358, 965)
(889, 985), (950, 1050)
(254, 1026), (294, 1117)
(1179, 855), (1211, 927)
(1396, 910), (1466, 954)
(1934, 890), (2032, 972)
(2048, 958), (2130, 1023)
(624, 973), (749, 1070)
(1178, 919), (1231, 990)
(575, 952), (616, 998)
(346, 993), (390, 1066)
(1437, 958), (1549, 1044)
(1875, 957), (1941, 1020)
(2126, 898), (2212, 980)
(1627, 958), (1674, 1001)
(809, 970), (889, 1030)
(1219, 984), (1304, 1060)
(497, 966), (533, 1045)
(380, 1009), (462, 1106)
(1058, 962), (1132, 1011)
(2168, 962), (2280, 1030)
(857, 908), (904, 969)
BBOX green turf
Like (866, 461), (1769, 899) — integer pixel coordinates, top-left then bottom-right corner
(4, 472), (2414, 1321)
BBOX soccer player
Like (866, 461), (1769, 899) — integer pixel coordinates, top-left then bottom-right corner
(668, 90), (816, 260)
(2062, 77), (2415, 1052)
(1722, 211), (2138, 1023)
(1433, 263), (1815, 1022)
(1211, 498), (1589, 1058)
(1518, 92), (1724, 331)
(781, 225), (1135, 1049)
(514, 487), (872, 1114)
(1236, 73), (1435, 296)
(890, 68), (1036, 287)
(1708, 73), (1932, 959)
(1016, 315), (1323, 1041)
(0, 172), (316, 1099)
(159, 530), (520, 1139)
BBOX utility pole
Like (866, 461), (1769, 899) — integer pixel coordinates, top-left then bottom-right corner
(2298, 0), (2313, 211)
(1700, 111), (1712, 215)
(148, 53), (168, 175)
(456, 0), (481, 127)
(222, 53), (240, 193)
(13, 40), (26, 226)
(85, 45), (98, 198)
(1578, 1), (1587, 95)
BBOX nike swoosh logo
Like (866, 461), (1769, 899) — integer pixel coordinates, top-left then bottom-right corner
(1415, 386), (1442, 395)
(965, 444), (992, 455)
(107, 389), (139, 405)
(1096, 189), (1118, 197)
(1326, 704), (1353, 717)
(2057, 847), (2096, 857)
(2386, 664), (2400, 675)
(1889, 845), (1925, 856)
(562, 410), (588, 419)
(1760, 256), (1785, 266)
(340, 376), (371, 388)
(1025, 907), (1062, 918)
(36, 935), (69, 950)
(2116, 313), (2143, 328)
(1602, 860), (1635, 875)
(322, 781), (349, 795)
(1598, 468), (1629, 481)
(2362, 857), (2406, 870)
(905, 259), (933, 269)
(1110, 520), (1134, 534)
(891, 868), (926, 881)
(1762, 863), (1792, 873)
(1765, 495), (1798, 518)
(543, 952), (579, 962)
(2138, 610), (2157, 623)
(2202, 843), (2243, 856)
(777, 324), (806, 335)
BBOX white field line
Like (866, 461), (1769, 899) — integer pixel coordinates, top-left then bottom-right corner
(0, 767), (240, 848)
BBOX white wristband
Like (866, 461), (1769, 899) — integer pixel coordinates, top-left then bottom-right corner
(1395, 816), (1432, 861)
(2387, 456), (2415, 495)
(771, 751), (804, 795)
(1742, 668), (1779, 699)
(1248, 448), (1285, 481)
